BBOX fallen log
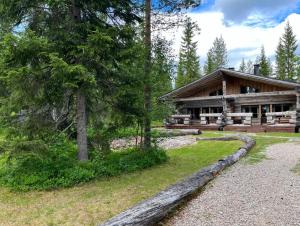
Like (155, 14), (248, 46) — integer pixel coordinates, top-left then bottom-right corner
(155, 129), (201, 137)
(100, 135), (255, 226)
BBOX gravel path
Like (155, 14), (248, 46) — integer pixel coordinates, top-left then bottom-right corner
(167, 142), (300, 226)
(111, 135), (197, 150)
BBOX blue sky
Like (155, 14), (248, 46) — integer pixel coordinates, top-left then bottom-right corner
(192, 0), (300, 26)
(161, 0), (300, 69)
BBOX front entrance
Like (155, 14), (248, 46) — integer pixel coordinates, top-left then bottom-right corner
(187, 108), (200, 120)
(241, 105), (259, 124)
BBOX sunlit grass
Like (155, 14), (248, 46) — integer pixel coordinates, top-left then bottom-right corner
(291, 160), (300, 175)
(0, 129), (297, 225)
(0, 140), (242, 225)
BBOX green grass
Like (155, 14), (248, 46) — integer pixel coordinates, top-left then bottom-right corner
(151, 120), (164, 127)
(198, 131), (291, 163)
(245, 136), (288, 163)
(254, 132), (300, 138)
(0, 129), (297, 225)
(291, 161), (300, 175)
(0, 140), (242, 225)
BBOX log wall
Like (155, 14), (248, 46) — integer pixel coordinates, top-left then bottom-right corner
(226, 76), (291, 94)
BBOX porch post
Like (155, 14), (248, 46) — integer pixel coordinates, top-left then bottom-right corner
(222, 76), (227, 112)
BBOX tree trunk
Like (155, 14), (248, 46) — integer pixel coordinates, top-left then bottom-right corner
(76, 91), (88, 161)
(143, 0), (152, 150)
(71, 0), (88, 160)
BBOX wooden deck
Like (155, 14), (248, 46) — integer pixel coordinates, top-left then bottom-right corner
(166, 124), (298, 133)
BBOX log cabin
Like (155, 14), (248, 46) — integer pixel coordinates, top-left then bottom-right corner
(160, 65), (300, 133)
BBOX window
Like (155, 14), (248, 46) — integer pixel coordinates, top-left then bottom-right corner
(188, 108), (200, 119)
(209, 89), (223, 96)
(240, 86), (259, 94)
(210, 107), (223, 113)
(241, 105), (259, 118)
(272, 104), (294, 112)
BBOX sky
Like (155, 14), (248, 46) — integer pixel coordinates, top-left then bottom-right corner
(162, 0), (300, 69)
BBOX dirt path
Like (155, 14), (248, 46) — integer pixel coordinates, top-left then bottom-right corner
(167, 142), (300, 226)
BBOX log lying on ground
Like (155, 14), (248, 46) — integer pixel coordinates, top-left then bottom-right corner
(155, 129), (201, 137)
(100, 135), (255, 226)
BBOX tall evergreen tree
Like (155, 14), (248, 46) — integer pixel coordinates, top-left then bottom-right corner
(275, 21), (298, 80)
(176, 17), (200, 88)
(204, 36), (228, 74)
(283, 21), (298, 80)
(152, 37), (174, 120)
(259, 46), (272, 77)
(0, 0), (140, 160)
(239, 58), (246, 72)
(245, 59), (254, 74)
(276, 38), (286, 80)
(295, 56), (300, 81)
(142, 0), (201, 149)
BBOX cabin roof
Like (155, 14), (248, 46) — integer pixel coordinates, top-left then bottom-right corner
(160, 68), (300, 99)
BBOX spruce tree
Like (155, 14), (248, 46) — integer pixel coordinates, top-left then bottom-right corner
(142, 0), (201, 149)
(275, 21), (298, 80)
(204, 36), (228, 74)
(283, 21), (298, 80)
(152, 37), (174, 120)
(175, 17), (200, 88)
(296, 56), (300, 81)
(0, 0), (140, 160)
(245, 60), (254, 74)
(259, 46), (271, 77)
(239, 58), (246, 72)
(276, 38), (286, 80)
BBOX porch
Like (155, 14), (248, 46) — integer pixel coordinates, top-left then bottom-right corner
(165, 110), (299, 133)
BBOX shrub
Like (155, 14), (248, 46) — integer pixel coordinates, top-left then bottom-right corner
(0, 135), (168, 191)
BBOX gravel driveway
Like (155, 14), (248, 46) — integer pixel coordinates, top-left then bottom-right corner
(167, 142), (300, 226)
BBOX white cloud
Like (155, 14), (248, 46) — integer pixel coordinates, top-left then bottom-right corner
(162, 12), (300, 68)
(213, 0), (298, 24)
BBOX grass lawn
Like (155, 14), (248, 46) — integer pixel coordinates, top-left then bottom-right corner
(292, 161), (300, 175)
(0, 140), (242, 225)
(0, 130), (297, 225)
(197, 131), (292, 163)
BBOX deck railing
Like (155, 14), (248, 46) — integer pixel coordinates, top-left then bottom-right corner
(169, 114), (191, 125)
(199, 112), (253, 126)
(266, 111), (297, 125)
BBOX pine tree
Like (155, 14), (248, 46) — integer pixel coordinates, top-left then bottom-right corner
(239, 58), (246, 72)
(259, 46), (271, 77)
(175, 17), (200, 88)
(275, 21), (298, 80)
(204, 36), (228, 74)
(276, 38), (286, 80)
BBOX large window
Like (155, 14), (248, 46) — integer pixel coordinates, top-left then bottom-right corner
(240, 86), (260, 94)
(272, 104), (294, 112)
(241, 105), (259, 118)
(210, 107), (223, 113)
(188, 108), (200, 119)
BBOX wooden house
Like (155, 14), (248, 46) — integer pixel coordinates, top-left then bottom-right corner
(160, 66), (300, 133)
